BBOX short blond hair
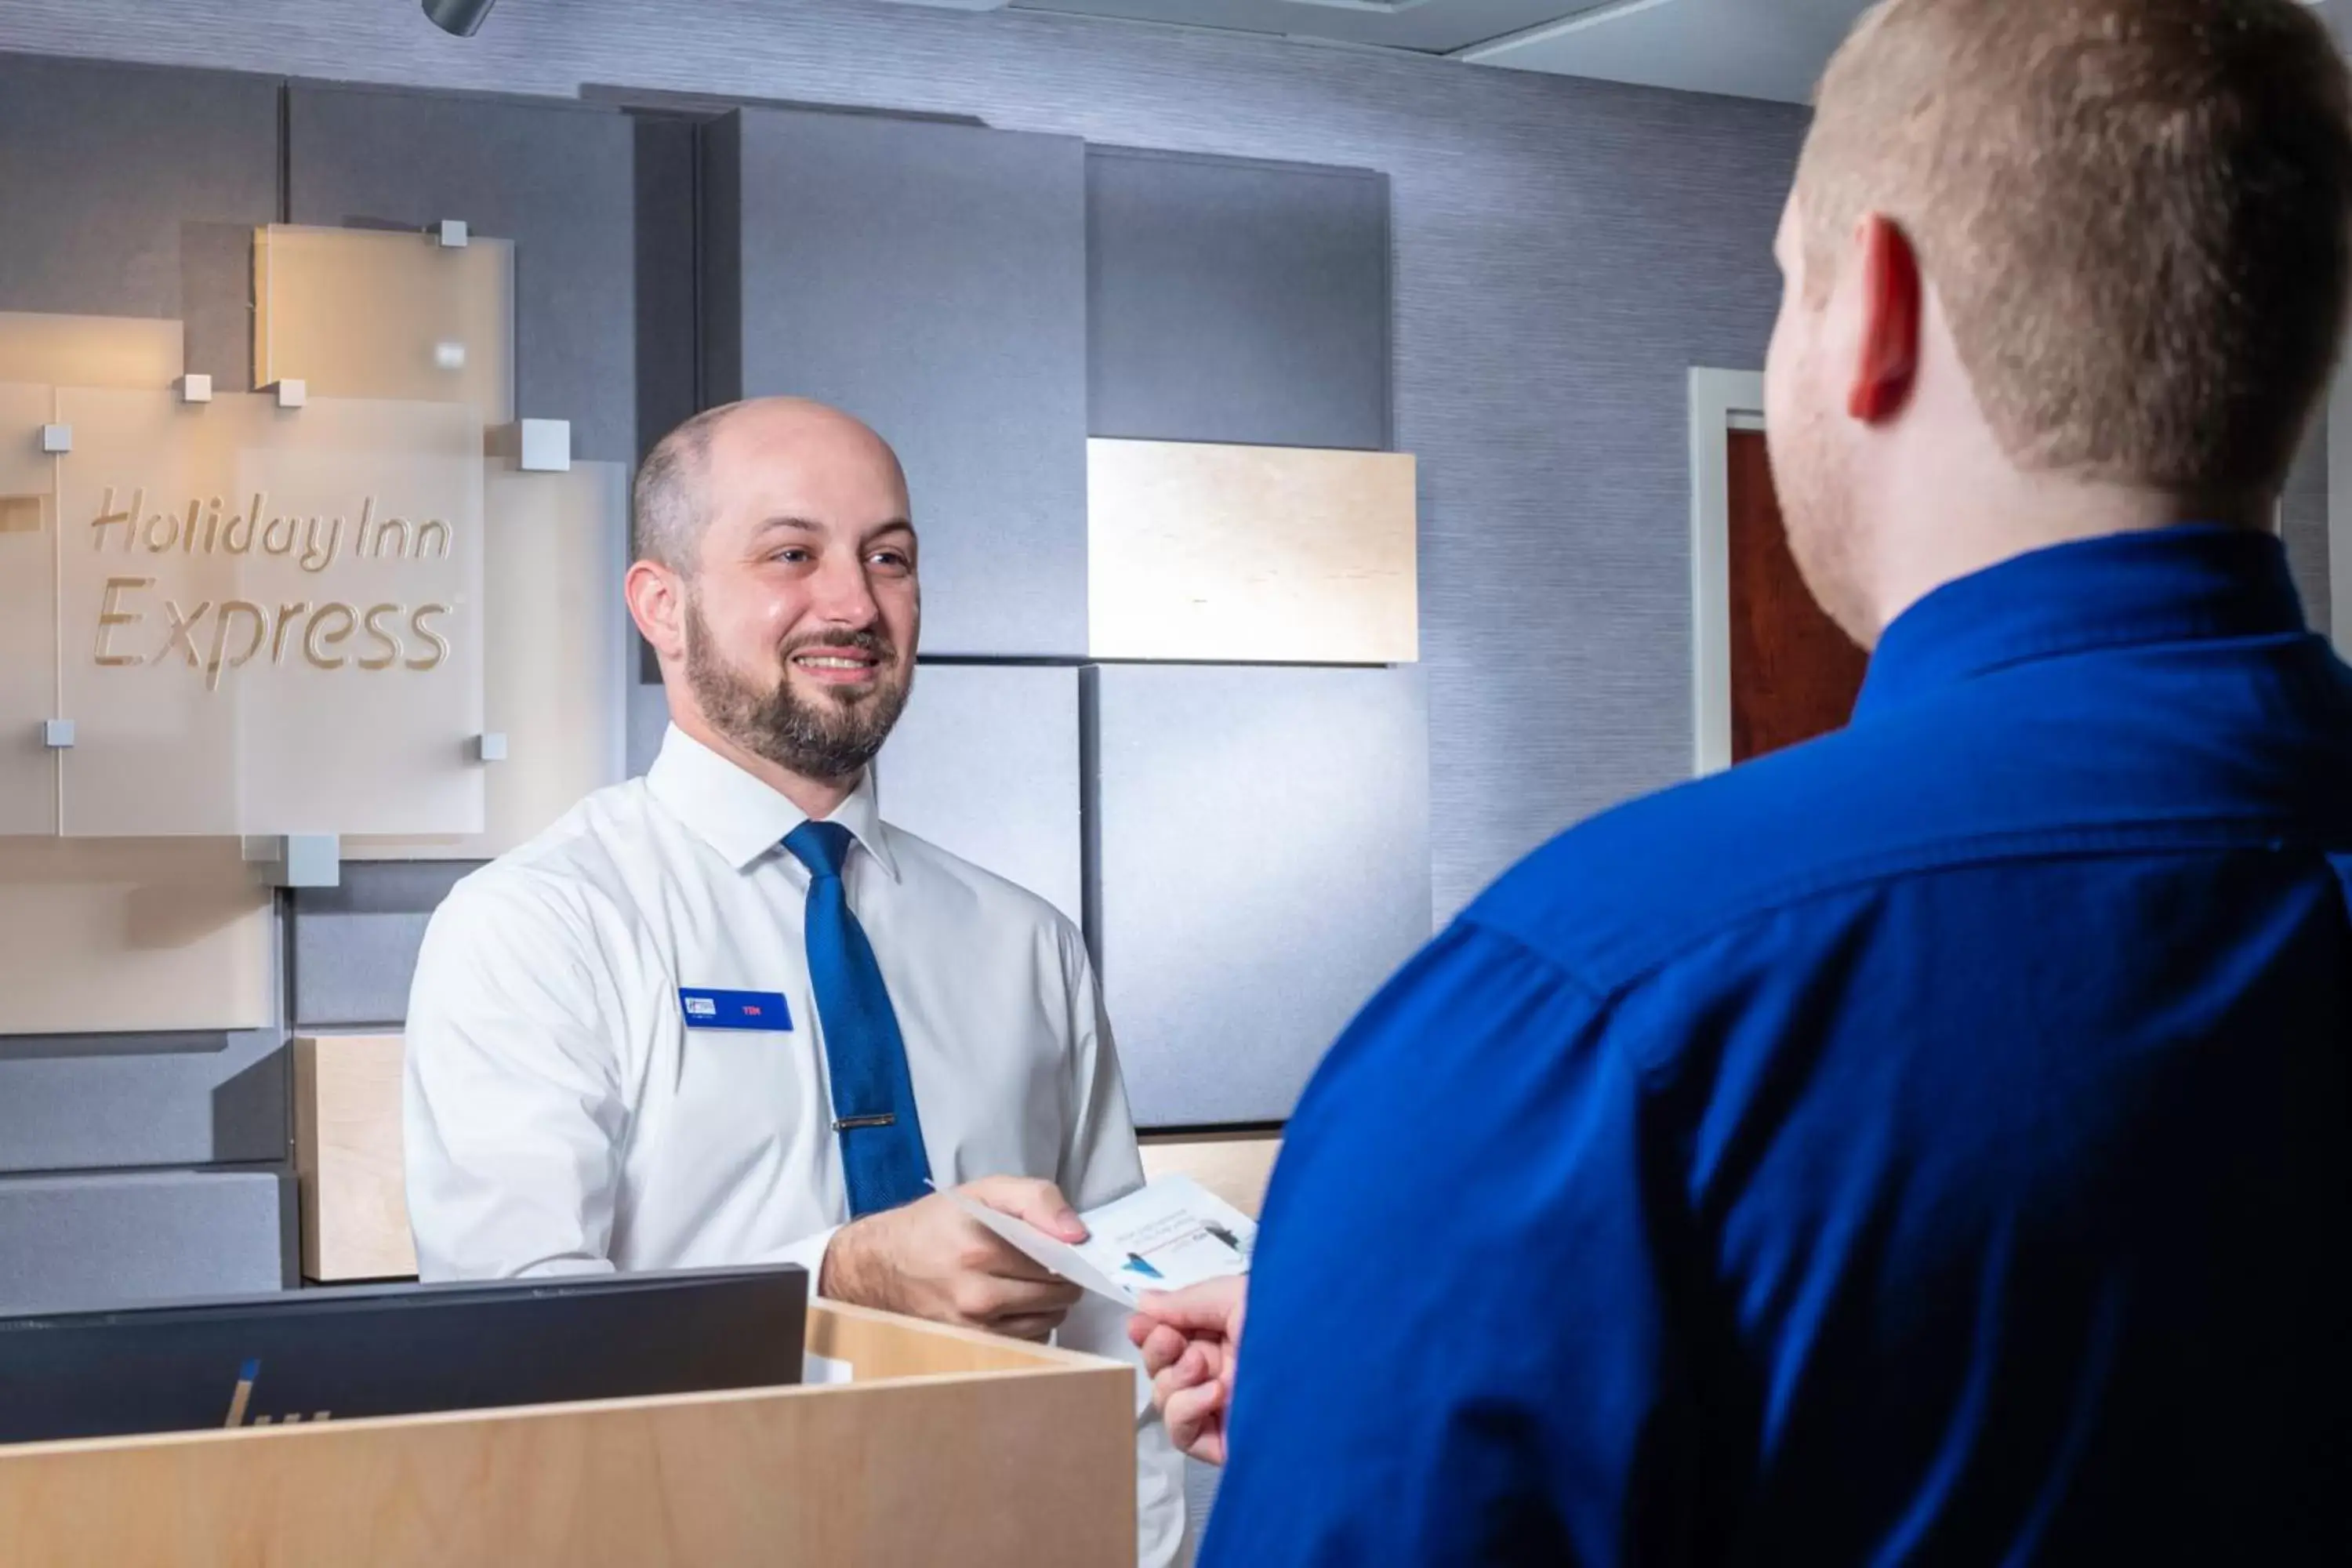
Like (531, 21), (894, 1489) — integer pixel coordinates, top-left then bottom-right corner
(1798, 0), (2352, 498)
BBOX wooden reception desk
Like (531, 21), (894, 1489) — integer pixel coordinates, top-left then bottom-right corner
(0, 1301), (1136, 1566)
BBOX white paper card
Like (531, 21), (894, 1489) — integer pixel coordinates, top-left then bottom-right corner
(951, 1174), (1258, 1308)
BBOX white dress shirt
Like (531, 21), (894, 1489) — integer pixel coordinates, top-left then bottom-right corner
(405, 724), (1186, 1567)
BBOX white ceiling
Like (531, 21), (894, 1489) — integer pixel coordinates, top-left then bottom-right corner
(1003, 0), (1610, 55)
(877, 0), (2350, 106)
(1458, 0), (1871, 103)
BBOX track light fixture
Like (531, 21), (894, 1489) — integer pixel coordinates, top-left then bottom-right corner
(421, 0), (498, 37)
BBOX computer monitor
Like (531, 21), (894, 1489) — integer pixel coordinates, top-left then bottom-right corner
(0, 1265), (808, 1445)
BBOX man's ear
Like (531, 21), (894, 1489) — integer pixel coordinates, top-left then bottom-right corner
(1845, 212), (1923, 425)
(624, 560), (688, 666)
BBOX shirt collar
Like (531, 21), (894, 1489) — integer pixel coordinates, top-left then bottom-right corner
(644, 724), (898, 880)
(1854, 523), (2310, 720)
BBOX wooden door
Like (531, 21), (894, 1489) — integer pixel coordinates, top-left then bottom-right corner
(1727, 429), (1868, 761)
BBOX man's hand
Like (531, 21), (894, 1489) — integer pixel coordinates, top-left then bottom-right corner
(819, 1176), (1087, 1341)
(1127, 1276), (1248, 1465)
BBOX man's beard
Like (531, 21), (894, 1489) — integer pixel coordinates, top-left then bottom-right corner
(684, 595), (912, 782)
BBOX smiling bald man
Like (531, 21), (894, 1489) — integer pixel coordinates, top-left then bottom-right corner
(404, 397), (1187, 1566)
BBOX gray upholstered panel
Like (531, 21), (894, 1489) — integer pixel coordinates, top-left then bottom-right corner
(2282, 397), (2331, 641)
(1088, 146), (1391, 451)
(702, 107), (1090, 658)
(876, 664), (1083, 926)
(2, 0), (1805, 956)
(627, 684), (670, 778)
(285, 82), (638, 462)
(0, 1031), (287, 1176)
(1093, 664), (1432, 1129)
(289, 862), (479, 1029)
(0, 53), (278, 387)
(0, 1167), (292, 1314)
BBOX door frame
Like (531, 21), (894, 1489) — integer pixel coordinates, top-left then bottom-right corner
(1690, 368), (1768, 775)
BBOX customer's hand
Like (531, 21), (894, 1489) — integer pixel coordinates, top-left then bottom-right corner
(1127, 1276), (1248, 1465)
(819, 1176), (1087, 1341)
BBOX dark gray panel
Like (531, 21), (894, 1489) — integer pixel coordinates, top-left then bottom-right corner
(877, 664), (1082, 924)
(0, 54), (278, 387)
(2283, 400), (2331, 641)
(286, 83), (637, 462)
(1094, 665), (1432, 1128)
(634, 111), (701, 465)
(0, 1031), (286, 1176)
(702, 108), (1089, 658)
(1089, 147), (1391, 452)
(0, 1167), (292, 1315)
(289, 862), (479, 1029)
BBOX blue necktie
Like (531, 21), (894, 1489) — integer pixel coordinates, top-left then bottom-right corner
(783, 821), (933, 1218)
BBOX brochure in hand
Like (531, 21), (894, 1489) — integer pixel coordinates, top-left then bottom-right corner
(950, 1174), (1258, 1308)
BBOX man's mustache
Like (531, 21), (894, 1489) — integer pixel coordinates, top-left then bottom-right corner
(777, 628), (898, 663)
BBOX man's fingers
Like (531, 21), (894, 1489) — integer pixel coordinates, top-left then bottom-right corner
(1135, 1276), (1247, 1335)
(1152, 1342), (1221, 1408)
(991, 1312), (1069, 1343)
(1137, 1322), (1191, 1378)
(963, 1175), (1088, 1242)
(959, 1223), (1067, 1285)
(972, 1273), (1082, 1318)
(1163, 1380), (1229, 1465)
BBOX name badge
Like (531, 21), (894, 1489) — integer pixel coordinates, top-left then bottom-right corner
(677, 988), (794, 1032)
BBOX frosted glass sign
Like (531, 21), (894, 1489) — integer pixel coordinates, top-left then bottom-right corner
(54, 389), (485, 837)
(353, 459), (629, 859)
(0, 312), (183, 389)
(256, 225), (515, 426)
(0, 383), (59, 834)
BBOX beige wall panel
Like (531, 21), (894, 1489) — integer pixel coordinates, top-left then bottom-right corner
(1087, 437), (1418, 664)
(0, 838), (270, 1035)
(293, 1033), (416, 1283)
(255, 225), (514, 425)
(0, 312), (182, 389)
(354, 461), (628, 860)
(0, 383), (58, 834)
(1139, 1135), (1282, 1219)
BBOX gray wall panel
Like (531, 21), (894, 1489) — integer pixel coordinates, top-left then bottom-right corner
(0, 53), (278, 387)
(0, 1), (1809, 918)
(1094, 665), (1432, 1128)
(2284, 399), (2331, 640)
(1088, 146), (1391, 451)
(0, 1167), (292, 1314)
(876, 664), (1083, 926)
(289, 862), (478, 1029)
(0, 1031), (286, 1175)
(628, 684), (671, 778)
(285, 83), (638, 462)
(702, 108), (1090, 659)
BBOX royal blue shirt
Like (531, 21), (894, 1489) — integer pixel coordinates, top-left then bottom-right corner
(1203, 525), (2352, 1565)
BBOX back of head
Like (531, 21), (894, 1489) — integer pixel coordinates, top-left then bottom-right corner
(1798, 0), (2352, 503)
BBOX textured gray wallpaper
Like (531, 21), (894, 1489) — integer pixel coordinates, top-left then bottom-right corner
(0, 0), (1808, 918)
